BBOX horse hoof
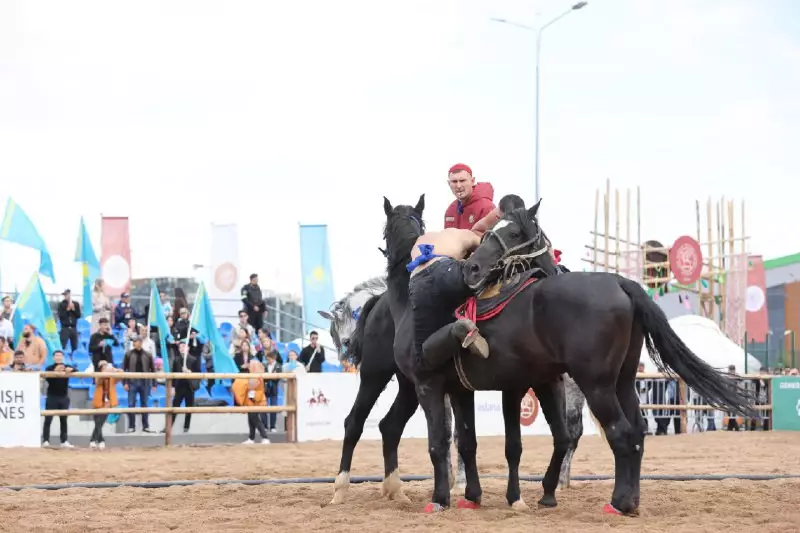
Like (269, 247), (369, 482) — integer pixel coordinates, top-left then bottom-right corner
(456, 498), (480, 510)
(423, 502), (446, 513)
(329, 491), (346, 505)
(537, 496), (557, 508)
(602, 503), (623, 516)
(510, 500), (529, 512)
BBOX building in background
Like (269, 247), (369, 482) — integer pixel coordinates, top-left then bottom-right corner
(757, 253), (800, 369)
(129, 277), (199, 311)
(264, 290), (304, 343)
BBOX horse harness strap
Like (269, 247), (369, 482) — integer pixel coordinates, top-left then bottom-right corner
(454, 352), (475, 392)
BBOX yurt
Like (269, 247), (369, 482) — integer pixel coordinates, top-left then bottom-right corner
(639, 315), (761, 375)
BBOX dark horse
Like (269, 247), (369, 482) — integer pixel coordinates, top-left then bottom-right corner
(319, 215), (592, 506)
(381, 195), (584, 512)
(422, 200), (757, 515)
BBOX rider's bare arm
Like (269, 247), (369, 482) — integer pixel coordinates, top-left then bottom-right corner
(471, 208), (502, 237)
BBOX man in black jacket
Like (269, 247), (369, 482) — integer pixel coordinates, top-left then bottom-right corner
(57, 289), (82, 353)
(298, 331), (325, 373)
(170, 341), (201, 433)
(42, 350), (76, 447)
(122, 334), (156, 433)
(89, 318), (119, 368)
(240, 273), (265, 332)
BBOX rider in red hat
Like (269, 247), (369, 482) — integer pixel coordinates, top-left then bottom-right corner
(443, 163), (496, 230)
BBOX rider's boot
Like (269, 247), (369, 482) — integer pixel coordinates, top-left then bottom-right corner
(452, 319), (490, 359)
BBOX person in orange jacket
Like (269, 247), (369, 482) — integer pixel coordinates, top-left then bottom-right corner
(90, 360), (122, 449)
(232, 359), (270, 445)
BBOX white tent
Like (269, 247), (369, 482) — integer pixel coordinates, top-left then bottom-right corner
(639, 314), (761, 375)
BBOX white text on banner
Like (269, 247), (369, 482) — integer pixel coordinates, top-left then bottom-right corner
(0, 372), (42, 447)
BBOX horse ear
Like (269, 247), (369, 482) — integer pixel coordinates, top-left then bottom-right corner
(383, 196), (393, 216)
(414, 194), (425, 214)
(527, 198), (542, 220)
(318, 310), (334, 320)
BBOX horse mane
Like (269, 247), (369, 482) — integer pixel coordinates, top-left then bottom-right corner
(330, 275), (388, 319)
(383, 210), (424, 281)
(348, 292), (383, 368)
(504, 207), (539, 239)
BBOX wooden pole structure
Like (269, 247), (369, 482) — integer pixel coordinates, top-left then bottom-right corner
(604, 178), (610, 272)
(593, 189), (599, 272)
(614, 188), (620, 273)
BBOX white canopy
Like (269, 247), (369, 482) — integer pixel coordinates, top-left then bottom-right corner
(639, 315), (761, 375)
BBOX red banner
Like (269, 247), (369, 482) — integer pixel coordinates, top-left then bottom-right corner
(100, 216), (132, 297)
(745, 255), (769, 343)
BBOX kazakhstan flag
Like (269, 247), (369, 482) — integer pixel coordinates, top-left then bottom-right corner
(299, 224), (335, 333)
(13, 272), (63, 367)
(74, 217), (100, 319)
(189, 282), (238, 374)
(0, 198), (56, 282)
(148, 280), (173, 372)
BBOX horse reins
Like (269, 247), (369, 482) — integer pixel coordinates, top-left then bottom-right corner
(482, 225), (550, 285)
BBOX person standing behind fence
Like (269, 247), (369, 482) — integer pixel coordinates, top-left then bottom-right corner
(91, 279), (112, 334)
(233, 359), (270, 444)
(42, 350), (76, 448)
(89, 318), (118, 368)
(122, 334), (156, 433)
(57, 289), (81, 353)
(169, 341), (200, 433)
(299, 331), (325, 373)
(241, 273), (265, 332)
(90, 360), (121, 449)
(263, 351), (282, 432)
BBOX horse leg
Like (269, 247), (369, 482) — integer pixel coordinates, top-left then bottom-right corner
(501, 388), (528, 511)
(534, 380), (571, 508)
(449, 390), (482, 508)
(443, 394), (466, 493)
(615, 330), (647, 513)
(558, 376), (586, 490)
(330, 369), (394, 505)
(378, 373), (420, 502)
(416, 377), (452, 512)
(580, 384), (638, 515)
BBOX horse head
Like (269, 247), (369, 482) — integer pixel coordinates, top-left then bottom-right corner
(319, 276), (387, 362)
(382, 194), (426, 275)
(464, 198), (557, 291)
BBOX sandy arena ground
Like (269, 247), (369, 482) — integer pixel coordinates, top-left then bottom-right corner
(1, 432), (799, 532)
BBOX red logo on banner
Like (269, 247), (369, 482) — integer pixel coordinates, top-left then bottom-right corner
(519, 388), (539, 427)
(669, 236), (703, 285)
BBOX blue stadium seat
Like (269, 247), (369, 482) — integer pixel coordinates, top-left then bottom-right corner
(151, 396), (167, 408)
(288, 342), (301, 354)
(115, 382), (127, 401)
(219, 322), (233, 337)
(151, 385), (166, 399)
(69, 377), (89, 390)
(40, 397), (46, 411)
(210, 383), (229, 398)
(321, 361), (341, 373)
(194, 387), (210, 399)
(77, 318), (91, 333)
(283, 361), (299, 372)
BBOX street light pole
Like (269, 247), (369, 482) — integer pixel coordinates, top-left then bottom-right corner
(492, 1), (588, 203)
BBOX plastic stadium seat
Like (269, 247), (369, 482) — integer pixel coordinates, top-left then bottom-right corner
(77, 318), (91, 332)
(151, 385), (166, 399)
(41, 397), (47, 411)
(210, 383), (229, 398)
(219, 322), (233, 336)
(321, 361), (341, 373)
(288, 342), (301, 354)
(194, 387), (210, 399)
(69, 377), (89, 390)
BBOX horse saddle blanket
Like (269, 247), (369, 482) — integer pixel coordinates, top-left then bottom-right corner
(455, 268), (545, 323)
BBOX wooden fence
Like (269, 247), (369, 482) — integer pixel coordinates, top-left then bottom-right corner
(37, 371), (773, 445)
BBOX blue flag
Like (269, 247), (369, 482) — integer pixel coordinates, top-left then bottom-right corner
(190, 282), (238, 374)
(74, 217), (100, 319)
(0, 198), (55, 282)
(148, 280), (173, 372)
(13, 272), (63, 367)
(299, 224), (336, 334)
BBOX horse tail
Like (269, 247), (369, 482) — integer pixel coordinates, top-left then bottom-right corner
(616, 275), (757, 418)
(349, 293), (382, 368)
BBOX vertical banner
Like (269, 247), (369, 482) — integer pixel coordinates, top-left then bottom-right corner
(209, 223), (241, 322)
(100, 216), (132, 297)
(724, 254), (748, 343)
(745, 255), (769, 343)
(299, 224), (335, 334)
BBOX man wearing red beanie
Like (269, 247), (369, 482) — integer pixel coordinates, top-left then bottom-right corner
(444, 163), (496, 230)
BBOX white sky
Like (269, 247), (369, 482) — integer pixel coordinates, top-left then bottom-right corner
(1, 0), (798, 300)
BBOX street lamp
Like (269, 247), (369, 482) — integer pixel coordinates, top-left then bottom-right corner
(491, 1), (588, 203)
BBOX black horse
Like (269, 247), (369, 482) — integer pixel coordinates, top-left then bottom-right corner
(382, 195), (580, 513)
(419, 201), (757, 515)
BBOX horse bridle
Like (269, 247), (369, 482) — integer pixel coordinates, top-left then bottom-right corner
(380, 214), (424, 259)
(482, 222), (550, 283)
